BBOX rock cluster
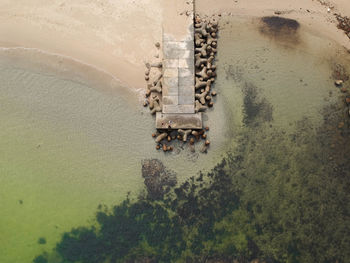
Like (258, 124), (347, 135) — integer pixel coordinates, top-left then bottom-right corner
(143, 15), (219, 153)
(152, 126), (211, 153)
(143, 43), (163, 115)
(334, 78), (350, 120)
(335, 14), (350, 39)
(141, 159), (177, 200)
(194, 15), (219, 112)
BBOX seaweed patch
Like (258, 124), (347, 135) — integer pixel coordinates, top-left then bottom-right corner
(259, 16), (301, 44)
(141, 159), (177, 200)
(32, 94), (350, 262)
(242, 82), (273, 126)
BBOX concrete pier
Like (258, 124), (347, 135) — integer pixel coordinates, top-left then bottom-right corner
(155, 0), (202, 130)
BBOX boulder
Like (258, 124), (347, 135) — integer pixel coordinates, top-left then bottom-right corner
(195, 100), (208, 112)
(155, 132), (168, 143)
(335, 79), (343, 86)
(178, 129), (192, 142)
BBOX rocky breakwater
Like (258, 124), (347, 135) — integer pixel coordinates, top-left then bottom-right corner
(143, 15), (219, 153)
(143, 43), (163, 115)
(194, 15), (218, 113)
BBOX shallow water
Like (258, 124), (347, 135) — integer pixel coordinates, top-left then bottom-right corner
(0, 47), (227, 262)
(216, 17), (342, 129)
(1, 16), (349, 263)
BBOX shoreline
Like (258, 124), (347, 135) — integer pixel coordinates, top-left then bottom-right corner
(0, 0), (349, 93)
(0, 46), (144, 107)
(0, 0), (165, 91)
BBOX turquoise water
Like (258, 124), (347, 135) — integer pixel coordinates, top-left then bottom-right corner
(1, 16), (349, 263)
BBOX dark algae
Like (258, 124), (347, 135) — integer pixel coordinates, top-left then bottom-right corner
(141, 159), (177, 200)
(259, 16), (301, 44)
(242, 82), (273, 126)
(33, 88), (350, 262)
(261, 16), (300, 32)
(38, 237), (47, 245)
(33, 254), (48, 263)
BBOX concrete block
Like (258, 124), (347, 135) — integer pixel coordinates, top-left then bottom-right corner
(185, 40), (194, 51)
(162, 77), (178, 96)
(165, 49), (193, 59)
(178, 58), (194, 69)
(164, 41), (188, 49)
(162, 96), (179, 105)
(179, 88), (194, 97)
(179, 96), (194, 105)
(179, 76), (194, 87)
(156, 112), (202, 129)
(163, 77), (178, 89)
(178, 68), (193, 78)
(163, 68), (178, 78)
(179, 49), (194, 59)
(163, 104), (195, 114)
(163, 34), (176, 42)
(163, 59), (178, 68)
(187, 25), (194, 39)
(163, 89), (178, 97)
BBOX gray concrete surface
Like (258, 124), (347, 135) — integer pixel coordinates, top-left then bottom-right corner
(155, 0), (202, 129)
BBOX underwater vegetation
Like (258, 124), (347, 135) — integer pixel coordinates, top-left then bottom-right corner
(38, 237), (47, 245)
(141, 159), (177, 200)
(33, 254), (48, 263)
(33, 77), (350, 263)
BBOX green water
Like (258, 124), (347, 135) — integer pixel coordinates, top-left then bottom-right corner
(1, 16), (349, 262)
(0, 49), (226, 262)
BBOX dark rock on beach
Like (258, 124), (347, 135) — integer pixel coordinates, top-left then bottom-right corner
(335, 14), (350, 39)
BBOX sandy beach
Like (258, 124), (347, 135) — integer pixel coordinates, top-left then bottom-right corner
(0, 0), (165, 91)
(0, 0), (349, 92)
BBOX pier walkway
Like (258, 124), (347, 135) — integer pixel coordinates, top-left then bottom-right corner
(156, 0), (202, 130)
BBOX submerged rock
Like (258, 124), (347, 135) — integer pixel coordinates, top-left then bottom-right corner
(37, 237), (46, 245)
(141, 159), (177, 200)
(155, 132), (167, 143)
(345, 97), (350, 105)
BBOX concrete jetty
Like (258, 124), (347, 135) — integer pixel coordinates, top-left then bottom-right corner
(156, 0), (202, 130)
